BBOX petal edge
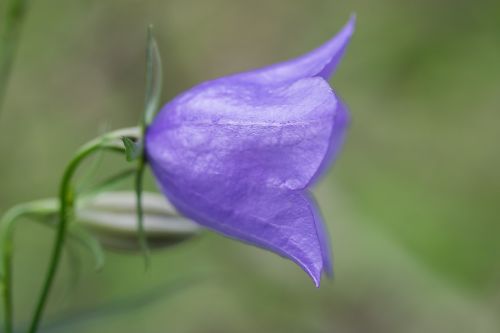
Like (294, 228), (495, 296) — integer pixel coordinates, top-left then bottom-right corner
(228, 15), (355, 85)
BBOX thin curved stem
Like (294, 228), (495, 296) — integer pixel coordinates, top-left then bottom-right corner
(27, 146), (107, 333)
(135, 155), (150, 267)
(27, 127), (138, 333)
(1, 207), (24, 333)
(0, 200), (58, 333)
(0, 0), (31, 114)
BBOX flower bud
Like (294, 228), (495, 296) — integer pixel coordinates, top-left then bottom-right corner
(75, 191), (201, 251)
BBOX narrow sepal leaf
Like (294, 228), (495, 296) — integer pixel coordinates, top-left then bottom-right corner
(79, 168), (136, 198)
(67, 224), (106, 271)
(144, 25), (163, 125)
(30, 214), (106, 271)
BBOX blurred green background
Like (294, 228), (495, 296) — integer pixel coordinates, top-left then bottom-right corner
(1, 0), (499, 332)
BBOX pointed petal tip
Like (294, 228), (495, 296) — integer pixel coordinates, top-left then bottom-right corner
(346, 14), (356, 39)
(308, 267), (332, 288)
(315, 14), (356, 80)
(339, 13), (356, 38)
(332, 14), (356, 44)
(303, 265), (321, 288)
(302, 259), (334, 288)
(348, 13), (357, 29)
(226, 14), (356, 84)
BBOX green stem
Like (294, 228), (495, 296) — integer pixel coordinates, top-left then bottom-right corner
(0, 0), (31, 114)
(0, 200), (58, 333)
(1, 207), (22, 333)
(135, 154), (150, 267)
(26, 127), (138, 333)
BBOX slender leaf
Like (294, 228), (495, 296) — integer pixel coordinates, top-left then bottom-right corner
(32, 215), (106, 271)
(143, 25), (163, 125)
(67, 224), (106, 271)
(79, 168), (136, 199)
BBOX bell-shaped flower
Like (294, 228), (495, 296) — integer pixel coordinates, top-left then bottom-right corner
(145, 16), (355, 286)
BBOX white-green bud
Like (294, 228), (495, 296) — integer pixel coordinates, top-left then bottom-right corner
(76, 191), (201, 251)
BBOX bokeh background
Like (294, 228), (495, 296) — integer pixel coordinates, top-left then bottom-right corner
(1, 0), (499, 332)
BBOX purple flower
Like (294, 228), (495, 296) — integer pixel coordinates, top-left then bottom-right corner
(145, 16), (355, 286)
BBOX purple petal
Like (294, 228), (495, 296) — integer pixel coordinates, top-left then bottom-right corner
(153, 180), (328, 286)
(146, 77), (342, 284)
(229, 15), (355, 85)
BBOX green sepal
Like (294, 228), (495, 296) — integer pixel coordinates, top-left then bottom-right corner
(143, 25), (163, 126)
(67, 224), (106, 271)
(121, 137), (143, 162)
(79, 168), (136, 199)
(28, 212), (106, 271)
(132, 24), (164, 267)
